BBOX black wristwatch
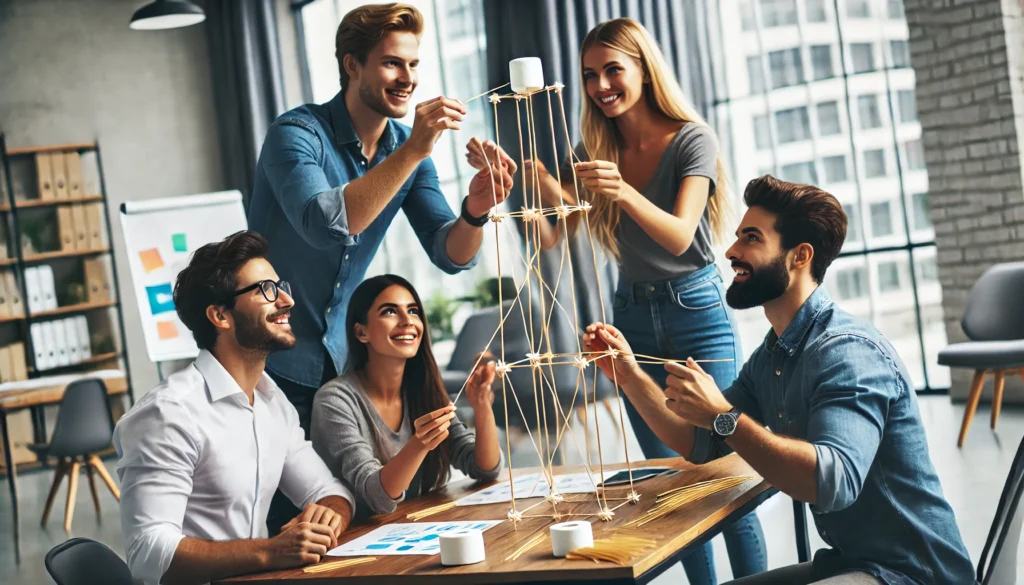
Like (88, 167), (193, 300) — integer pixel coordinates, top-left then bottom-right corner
(712, 408), (740, 439)
(461, 198), (490, 227)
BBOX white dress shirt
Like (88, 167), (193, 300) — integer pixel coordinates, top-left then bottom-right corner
(113, 350), (355, 585)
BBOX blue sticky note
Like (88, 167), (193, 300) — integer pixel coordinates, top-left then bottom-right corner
(145, 283), (175, 315)
(172, 233), (187, 252)
(366, 544), (391, 550)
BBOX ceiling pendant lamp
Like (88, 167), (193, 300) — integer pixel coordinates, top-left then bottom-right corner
(130, 0), (206, 30)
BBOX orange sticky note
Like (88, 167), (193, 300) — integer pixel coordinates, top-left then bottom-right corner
(140, 248), (164, 273)
(156, 321), (179, 340)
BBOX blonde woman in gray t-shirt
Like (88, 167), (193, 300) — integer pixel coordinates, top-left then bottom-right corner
(468, 17), (765, 585)
(311, 274), (502, 519)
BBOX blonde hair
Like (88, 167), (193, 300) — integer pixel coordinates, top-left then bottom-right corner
(335, 3), (423, 89)
(578, 18), (733, 260)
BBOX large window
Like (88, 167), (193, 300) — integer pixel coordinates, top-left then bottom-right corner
(716, 0), (947, 390)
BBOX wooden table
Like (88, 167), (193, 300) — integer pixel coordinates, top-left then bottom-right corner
(1, 376), (128, 563)
(217, 454), (774, 585)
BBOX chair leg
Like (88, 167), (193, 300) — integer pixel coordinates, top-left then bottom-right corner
(85, 463), (101, 519)
(88, 455), (120, 500)
(992, 371), (1006, 429)
(958, 369), (987, 447)
(64, 460), (81, 534)
(40, 458), (67, 527)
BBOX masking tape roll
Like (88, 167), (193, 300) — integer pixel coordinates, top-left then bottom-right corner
(439, 529), (486, 566)
(550, 521), (594, 558)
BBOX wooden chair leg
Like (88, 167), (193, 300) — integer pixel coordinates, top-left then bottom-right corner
(85, 464), (101, 519)
(88, 455), (120, 500)
(958, 369), (987, 447)
(64, 461), (81, 534)
(41, 458), (67, 526)
(992, 371), (1006, 429)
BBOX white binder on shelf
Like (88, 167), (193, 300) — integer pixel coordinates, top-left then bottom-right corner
(41, 321), (59, 370)
(75, 316), (91, 360)
(24, 267), (42, 314)
(65, 319), (81, 364)
(30, 323), (48, 371)
(53, 320), (71, 367)
(38, 265), (57, 311)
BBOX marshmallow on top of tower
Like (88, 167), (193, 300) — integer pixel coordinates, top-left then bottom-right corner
(510, 57), (544, 94)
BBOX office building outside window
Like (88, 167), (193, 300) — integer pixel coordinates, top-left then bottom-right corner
(761, 0), (798, 27)
(713, 0), (947, 390)
(775, 106), (811, 143)
(850, 42), (876, 73)
(811, 45), (834, 80)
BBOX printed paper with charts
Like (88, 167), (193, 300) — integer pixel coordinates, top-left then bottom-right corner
(326, 521), (502, 556)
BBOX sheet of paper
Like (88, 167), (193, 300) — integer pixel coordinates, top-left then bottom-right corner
(327, 521), (501, 557)
(455, 471), (616, 506)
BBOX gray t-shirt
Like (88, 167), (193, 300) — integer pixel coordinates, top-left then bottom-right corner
(311, 371), (503, 519)
(572, 123), (719, 283)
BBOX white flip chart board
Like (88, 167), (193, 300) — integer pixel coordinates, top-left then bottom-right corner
(119, 190), (248, 363)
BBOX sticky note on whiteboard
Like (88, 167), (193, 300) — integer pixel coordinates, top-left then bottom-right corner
(172, 233), (187, 252)
(139, 248), (164, 273)
(156, 321), (179, 340)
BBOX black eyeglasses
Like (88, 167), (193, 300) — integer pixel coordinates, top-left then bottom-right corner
(228, 279), (292, 304)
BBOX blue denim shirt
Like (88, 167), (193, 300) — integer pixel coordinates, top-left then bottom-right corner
(249, 92), (478, 387)
(691, 287), (974, 585)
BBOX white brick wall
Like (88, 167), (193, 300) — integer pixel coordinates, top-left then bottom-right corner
(905, 0), (1024, 399)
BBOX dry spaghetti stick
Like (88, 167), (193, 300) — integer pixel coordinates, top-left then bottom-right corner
(302, 556), (377, 574)
(506, 531), (548, 562)
(405, 501), (457, 521)
(465, 82), (510, 103)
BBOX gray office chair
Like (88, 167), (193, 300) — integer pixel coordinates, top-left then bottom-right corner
(978, 435), (1024, 585)
(937, 262), (1024, 446)
(45, 537), (133, 585)
(29, 378), (121, 533)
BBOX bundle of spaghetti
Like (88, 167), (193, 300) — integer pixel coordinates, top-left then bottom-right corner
(302, 556), (377, 574)
(505, 530), (548, 562)
(625, 476), (757, 528)
(564, 532), (657, 565)
(405, 501), (457, 521)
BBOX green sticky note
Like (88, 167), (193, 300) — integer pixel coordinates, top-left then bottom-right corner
(172, 233), (187, 252)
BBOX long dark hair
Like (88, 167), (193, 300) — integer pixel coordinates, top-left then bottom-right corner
(344, 274), (452, 492)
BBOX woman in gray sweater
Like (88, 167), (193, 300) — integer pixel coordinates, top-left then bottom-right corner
(311, 274), (503, 518)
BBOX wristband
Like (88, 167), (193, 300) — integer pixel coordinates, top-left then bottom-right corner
(461, 198), (490, 227)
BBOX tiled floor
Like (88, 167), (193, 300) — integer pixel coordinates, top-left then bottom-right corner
(1, 395), (1019, 583)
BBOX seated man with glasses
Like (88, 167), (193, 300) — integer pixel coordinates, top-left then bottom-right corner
(114, 231), (356, 585)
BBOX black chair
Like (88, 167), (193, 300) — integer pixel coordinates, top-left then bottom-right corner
(937, 262), (1024, 446)
(45, 537), (133, 585)
(29, 378), (120, 533)
(978, 435), (1024, 584)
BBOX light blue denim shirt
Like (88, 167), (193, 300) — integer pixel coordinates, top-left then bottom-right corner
(691, 286), (975, 585)
(248, 92), (479, 387)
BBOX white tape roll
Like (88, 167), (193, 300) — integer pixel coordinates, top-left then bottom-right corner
(550, 521), (594, 557)
(510, 57), (545, 93)
(439, 529), (486, 566)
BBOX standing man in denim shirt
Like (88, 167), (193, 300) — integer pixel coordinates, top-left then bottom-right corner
(248, 2), (514, 532)
(585, 175), (975, 585)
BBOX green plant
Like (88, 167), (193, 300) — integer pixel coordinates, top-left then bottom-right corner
(425, 289), (459, 341)
(460, 277), (517, 308)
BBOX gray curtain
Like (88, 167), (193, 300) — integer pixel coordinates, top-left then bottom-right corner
(205, 0), (287, 208)
(482, 0), (720, 399)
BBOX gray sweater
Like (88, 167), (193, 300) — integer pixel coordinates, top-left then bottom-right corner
(311, 371), (503, 518)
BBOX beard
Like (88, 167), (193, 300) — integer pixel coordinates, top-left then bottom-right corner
(233, 308), (296, 353)
(726, 253), (790, 310)
(359, 82), (407, 118)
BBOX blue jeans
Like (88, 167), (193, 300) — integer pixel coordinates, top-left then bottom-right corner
(614, 264), (767, 585)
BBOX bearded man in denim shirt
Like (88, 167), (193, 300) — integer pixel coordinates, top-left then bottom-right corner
(585, 175), (974, 585)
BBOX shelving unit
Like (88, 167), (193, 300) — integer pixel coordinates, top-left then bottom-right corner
(0, 134), (132, 401)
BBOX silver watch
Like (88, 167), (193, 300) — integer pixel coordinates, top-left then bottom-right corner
(712, 408), (740, 439)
